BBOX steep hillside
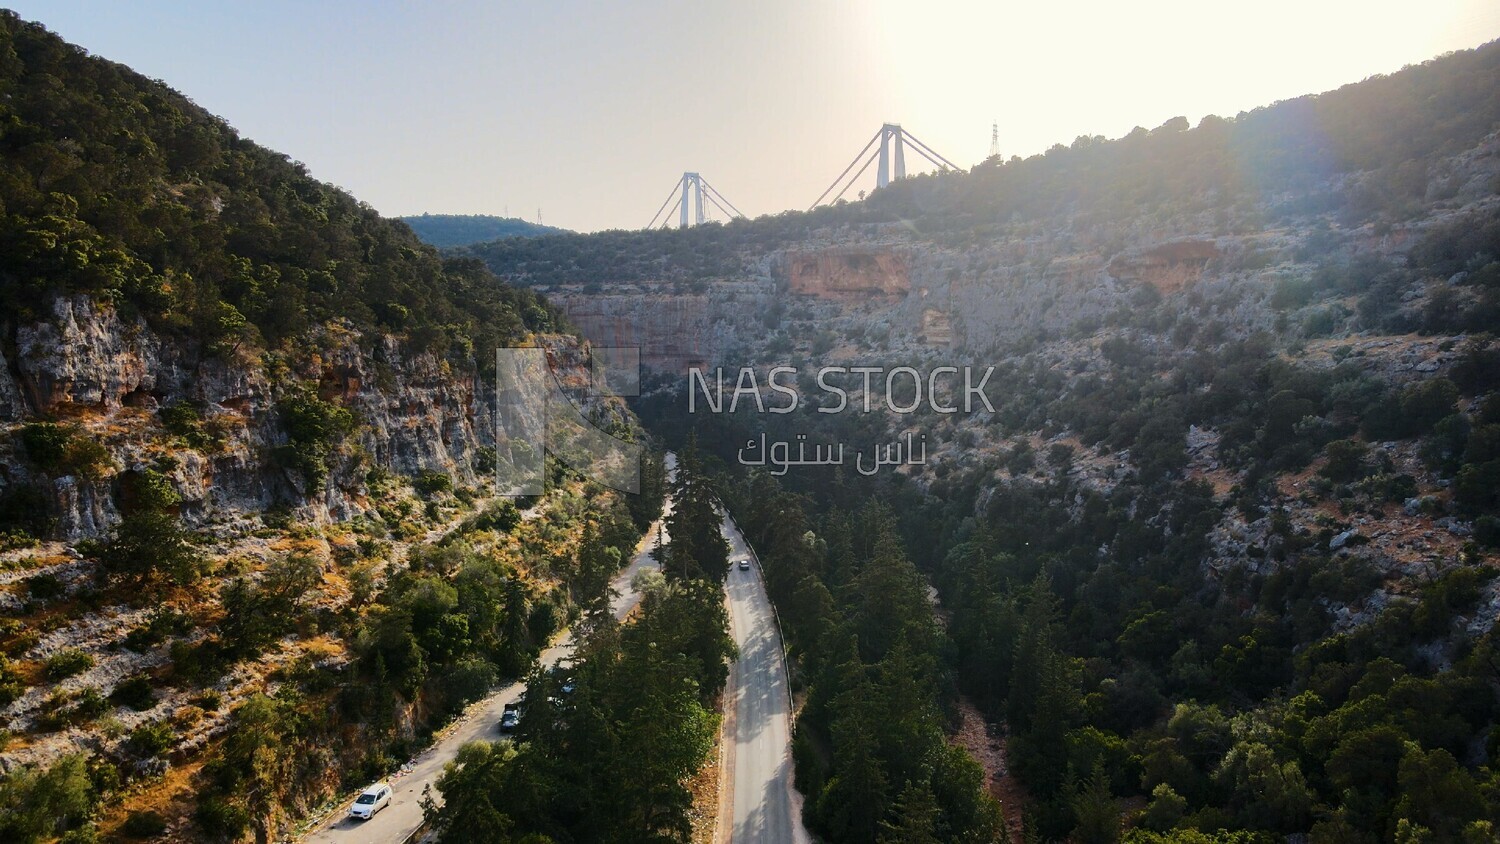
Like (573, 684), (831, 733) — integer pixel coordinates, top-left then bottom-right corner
(0, 10), (578, 538)
(400, 213), (566, 248)
(483, 41), (1500, 843)
(0, 14), (650, 843)
(474, 41), (1500, 369)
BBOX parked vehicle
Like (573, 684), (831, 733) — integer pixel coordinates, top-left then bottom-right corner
(348, 783), (392, 820)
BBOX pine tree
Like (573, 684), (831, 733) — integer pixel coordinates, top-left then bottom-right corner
(663, 436), (729, 580)
(573, 520), (620, 623)
(820, 701), (889, 843)
(878, 779), (942, 844)
(1069, 763), (1120, 844)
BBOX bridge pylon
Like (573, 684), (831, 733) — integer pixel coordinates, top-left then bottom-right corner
(647, 172), (745, 229)
(811, 123), (962, 209)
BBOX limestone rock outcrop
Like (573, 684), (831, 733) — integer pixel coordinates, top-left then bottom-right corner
(785, 247), (911, 300)
(0, 295), (515, 539)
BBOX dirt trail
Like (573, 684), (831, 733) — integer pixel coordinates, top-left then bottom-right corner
(950, 696), (1026, 844)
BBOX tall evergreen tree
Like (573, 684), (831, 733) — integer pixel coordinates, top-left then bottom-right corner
(663, 435), (729, 580)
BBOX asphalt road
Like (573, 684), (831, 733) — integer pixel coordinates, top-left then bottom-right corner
(721, 515), (812, 844)
(302, 474), (673, 844)
(302, 455), (810, 844)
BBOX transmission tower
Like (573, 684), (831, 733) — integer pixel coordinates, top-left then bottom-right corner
(990, 121), (1000, 158)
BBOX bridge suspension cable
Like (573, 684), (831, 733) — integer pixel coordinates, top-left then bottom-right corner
(646, 172), (746, 229)
(900, 128), (961, 172)
(810, 123), (962, 210)
(700, 176), (745, 219)
(828, 143), (882, 206)
(647, 180), (683, 229)
(808, 127), (883, 210)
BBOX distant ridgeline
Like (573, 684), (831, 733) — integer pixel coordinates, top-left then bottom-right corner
(472, 39), (1500, 287)
(400, 213), (567, 248)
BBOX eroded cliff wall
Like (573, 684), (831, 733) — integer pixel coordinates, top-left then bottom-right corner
(0, 295), (510, 539)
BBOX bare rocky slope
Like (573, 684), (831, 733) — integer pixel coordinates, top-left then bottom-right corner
(1, 295), (512, 540)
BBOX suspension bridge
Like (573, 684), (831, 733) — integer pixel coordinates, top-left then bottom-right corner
(646, 123), (963, 228)
(646, 171), (746, 229)
(808, 123), (960, 210)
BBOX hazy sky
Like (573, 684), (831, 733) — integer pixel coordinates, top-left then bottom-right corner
(12, 1), (1500, 232)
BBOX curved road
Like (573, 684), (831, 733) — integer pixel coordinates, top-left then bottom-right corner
(303, 455), (809, 844)
(720, 515), (812, 844)
(303, 473), (673, 844)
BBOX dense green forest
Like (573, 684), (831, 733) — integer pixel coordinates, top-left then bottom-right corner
(633, 333), (1500, 842)
(190, 486), (661, 844)
(629, 240), (1500, 842)
(425, 446), (731, 843)
(0, 12), (561, 360)
(401, 213), (566, 248)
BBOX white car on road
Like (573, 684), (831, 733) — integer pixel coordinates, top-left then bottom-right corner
(348, 783), (392, 820)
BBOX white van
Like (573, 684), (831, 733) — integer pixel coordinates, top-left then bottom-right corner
(348, 783), (392, 820)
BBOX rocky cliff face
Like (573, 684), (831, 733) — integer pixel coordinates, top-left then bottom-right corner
(532, 230), (1240, 371)
(538, 279), (810, 371)
(784, 247), (912, 300)
(490, 127), (1500, 648)
(0, 295), (506, 539)
(527, 143), (1497, 379)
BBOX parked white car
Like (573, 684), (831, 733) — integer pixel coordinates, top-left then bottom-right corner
(348, 783), (392, 820)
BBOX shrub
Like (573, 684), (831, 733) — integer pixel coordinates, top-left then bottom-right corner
(466, 500), (520, 533)
(1476, 516), (1500, 549)
(20, 421), (70, 467)
(121, 810), (167, 838)
(159, 403), (220, 451)
(0, 754), (96, 841)
(194, 795), (249, 841)
(1321, 439), (1370, 482)
(475, 446), (498, 475)
(96, 472), (203, 587)
(19, 422), (114, 480)
(69, 687), (108, 722)
(1457, 461), (1500, 514)
(0, 655), (25, 705)
(127, 722), (174, 758)
(440, 657), (498, 711)
(414, 471), (453, 497)
(1354, 473), (1418, 504)
(111, 675), (156, 711)
(1399, 378), (1460, 436)
(59, 438), (113, 481)
(44, 648), (94, 680)
(25, 573), (65, 602)
(274, 387), (355, 492)
(122, 608), (193, 652)
(5, 628), (40, 658)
